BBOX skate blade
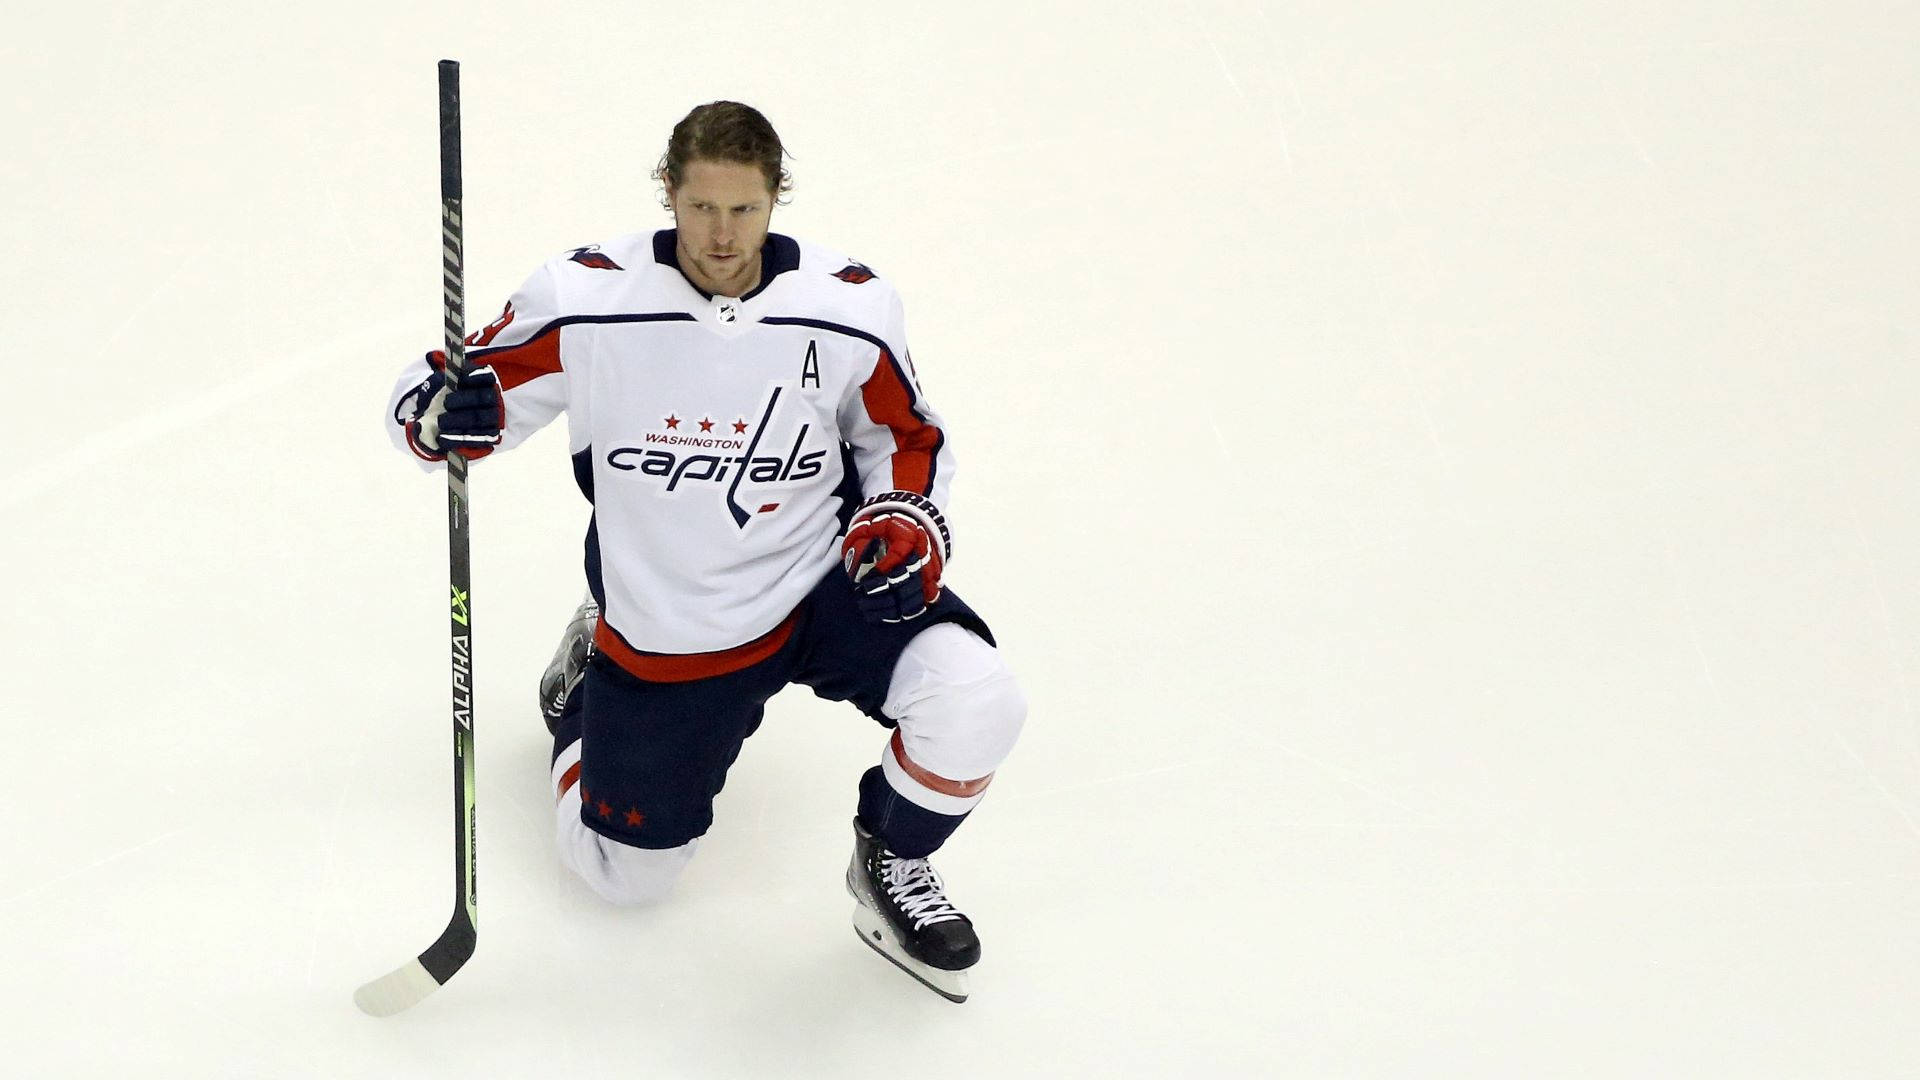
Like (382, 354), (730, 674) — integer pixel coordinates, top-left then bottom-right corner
(850, 901), (970, 1003)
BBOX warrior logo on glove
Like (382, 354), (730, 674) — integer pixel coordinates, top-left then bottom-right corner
(840, 491), (952, 624)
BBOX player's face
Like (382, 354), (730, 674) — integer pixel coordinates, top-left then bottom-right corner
(666, 158), (775, 297)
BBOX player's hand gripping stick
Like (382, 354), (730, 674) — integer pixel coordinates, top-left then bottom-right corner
(401, 350), (504, 461)
(840, 492), (951, 624)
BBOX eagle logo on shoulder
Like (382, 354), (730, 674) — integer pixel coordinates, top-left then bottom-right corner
(832, 261), (875, 284)
(568, 246), (625, 271)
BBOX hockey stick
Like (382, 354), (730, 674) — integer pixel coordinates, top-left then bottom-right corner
(354, 58), (479, 1017)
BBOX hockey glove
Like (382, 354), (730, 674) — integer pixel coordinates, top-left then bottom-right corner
(399, 351), (504, 461)
(840, 492), (951, 624)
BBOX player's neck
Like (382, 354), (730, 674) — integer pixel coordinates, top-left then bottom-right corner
(676, 237), (763, 299)
(685, 264), (761, 298)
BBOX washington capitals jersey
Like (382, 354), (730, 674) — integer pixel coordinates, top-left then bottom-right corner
(386, 230), (954, 662)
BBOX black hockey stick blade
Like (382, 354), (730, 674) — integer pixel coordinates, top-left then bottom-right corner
(354, 909), (476, 1016)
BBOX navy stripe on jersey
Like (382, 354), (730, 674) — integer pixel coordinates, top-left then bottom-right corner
(574, 447), (605, 607)
(760, 316), (891, 358)
(913, 408), (946, 497)
(761, 316), (934, 411)
(763, 317), (941, 495)
(572, 445), (595, 502)
(468, 311), (698, 363)
(584, 514), (605, 610)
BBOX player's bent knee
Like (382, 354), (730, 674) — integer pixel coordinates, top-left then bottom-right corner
(585, 839), (697, 906)
(564, 829), (699, 907)
(950, 668), (1026, 773)
(891, 647), (1028, 782)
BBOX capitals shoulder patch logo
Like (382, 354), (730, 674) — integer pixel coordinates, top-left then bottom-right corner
(832, 261), (875, 284)
(569, 246), (624, 271)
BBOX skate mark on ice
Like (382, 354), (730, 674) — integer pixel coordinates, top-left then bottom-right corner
(0, 316), (414, 513)
(1261, 739), (1437, 823)
(305, 739), (365, 989)
(0, 826), (188, 909)
(1659, 532), (1727, 715)
(1592, 62), (1658, 170)
(1208, 420), (1234, 462)
(1843, 498), (1920, 772)
(1185, 0), (1294, 172)
(994, 760), (1210, 805)
(1836, 734), (1920, 848)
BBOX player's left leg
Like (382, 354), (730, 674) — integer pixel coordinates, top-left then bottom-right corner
(862, 621), (1026, 857)
(845, 621), (1024, 1000)
(790, 570), (1026, 1001)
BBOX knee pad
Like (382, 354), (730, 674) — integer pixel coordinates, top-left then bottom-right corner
(884, 623), (1027, 784)
(565, 833), (699, 907)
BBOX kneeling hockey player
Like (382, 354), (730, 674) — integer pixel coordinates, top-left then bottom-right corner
(386, 100), (1026, 1002)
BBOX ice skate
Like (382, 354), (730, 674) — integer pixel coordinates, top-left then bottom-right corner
(845, 818), (978, 1003)
(538, 596), (599, 733)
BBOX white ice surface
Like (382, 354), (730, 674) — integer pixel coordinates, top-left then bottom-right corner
(4, 2), (1919, 1077)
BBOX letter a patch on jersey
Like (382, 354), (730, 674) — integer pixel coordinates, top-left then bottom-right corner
(801, 340), (821, 388)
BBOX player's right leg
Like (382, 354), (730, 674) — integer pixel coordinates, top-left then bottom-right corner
(545, 628), (787, 905)
(549, 701), (698, 905)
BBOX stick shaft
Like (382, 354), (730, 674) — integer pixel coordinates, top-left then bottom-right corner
(350, 60), (478, 1015)
(430, 56), (477, 979)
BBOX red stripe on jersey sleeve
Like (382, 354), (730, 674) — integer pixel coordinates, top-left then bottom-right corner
(858, 348), (941, 496)
(476, 328), (563, 392)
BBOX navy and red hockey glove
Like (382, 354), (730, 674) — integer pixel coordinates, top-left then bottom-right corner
(840, 492), (952, 624)
(398, 350), (504, 461)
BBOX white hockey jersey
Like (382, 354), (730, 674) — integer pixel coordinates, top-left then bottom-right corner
(386, 230), (955, 677)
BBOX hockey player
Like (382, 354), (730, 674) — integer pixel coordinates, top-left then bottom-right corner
(386, 101), (1025, 1002)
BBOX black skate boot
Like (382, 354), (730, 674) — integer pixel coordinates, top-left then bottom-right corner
(845, 818), (979, 1002)
(538, 596), (598, 734)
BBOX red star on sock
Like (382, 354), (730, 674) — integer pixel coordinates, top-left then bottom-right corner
(596, 800), (613, 819)
(732, 418), (748, 434)
(698, 417), (715, 433)
(664, 414), (680, 430)
(625, 808), (645, 828)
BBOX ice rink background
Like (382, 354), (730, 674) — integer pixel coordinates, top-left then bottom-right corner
(4, 2), (1917, 1076)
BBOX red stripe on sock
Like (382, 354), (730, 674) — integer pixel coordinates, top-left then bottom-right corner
(889, 729), (993, 798)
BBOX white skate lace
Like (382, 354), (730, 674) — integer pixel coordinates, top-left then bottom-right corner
(880, 854), (962, 931)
